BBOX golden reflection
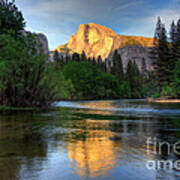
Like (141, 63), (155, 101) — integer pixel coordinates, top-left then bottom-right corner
(64, 117), (157, 178)
(79, 101), (116, 115)
(67, 129), (116, 178)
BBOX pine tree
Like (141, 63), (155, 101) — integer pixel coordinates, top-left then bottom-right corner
(151, 18), (171, 90)
(141, 58), (147, 85)
(112, 50), (124, 83)
(170, 21), (177, 42)
(106, 60), (112, 73)
(65, 55), (71, 64)
(72, 52), (80, 62)
(173, 60), (180, 98)
(53, 50), (65, 68)
(158, 25), (171, 84)
(59, 55), (65, 68)
(92, 57), (96, 66)
(88, 57), (91, 64)
(151, 17), (162, 68)
(134, 61), (142, 98)
(126, 60), (142, 98)
(80, 50), (87, 61)
(150, 17), (162, 85)
(0, 0), (25, 37)
(133, 61), (142, 89)
(109, 61), (112, 73)
(169, 21), (177, 77)
(101, 62), (106, 72)
(97, 55), (102, 69)
(104, 59), (108, 72)
(174, 19), (180, 64)
(53, 50), (60, 64)
(126, 60), (133, 97)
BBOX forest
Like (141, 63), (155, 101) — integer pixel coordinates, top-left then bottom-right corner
(0, 0), (180, 108)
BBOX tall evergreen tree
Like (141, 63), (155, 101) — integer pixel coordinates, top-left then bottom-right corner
(141, 58), (147, 85)
(65, 55), (71, 64)
(169, 21), (177, 76)
(126, 60), (133, 97)
(87, 57), (91, 64)
(173, 60), (180, 98)
(174, 19), (180, 64)
(112, 50), (124, 83)
(133, 61), (142, 92)
(0, 0), (25, 37)
(104, 59), (108, 73)
(126, 61), (133, 80)
(72, 52), (80, 62)
(158, 25), (171, 84)
(92, 57), (96, 66)
(151, 17), (162, 68)
(60, 55), (65, 68)
(53, 50), (64, 68)
(80, 50), (87, 61)
(150, 17), (162, 87)
(151, 18), (171, 90)
(88, 57), (92, 64)
(97, 55), (103, 69)
(101, 62), (106, 72)
(53, 50), (60, 64)
(126, 60), (142, 98)
(107, 60), (112, 73)
(170, 21), (177, 43)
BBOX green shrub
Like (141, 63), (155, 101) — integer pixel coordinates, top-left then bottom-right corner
(0, 34), (62, 107)
(161, 82), (175, 97)
(62, 61), (121, 99)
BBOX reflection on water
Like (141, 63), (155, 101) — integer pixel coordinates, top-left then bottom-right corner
(67, 130), (116, 178)
(0, 100), (180, 180)
(65, 117), (158, 179)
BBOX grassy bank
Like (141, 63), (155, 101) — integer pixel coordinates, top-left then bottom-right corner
(0, 106), (42, 112)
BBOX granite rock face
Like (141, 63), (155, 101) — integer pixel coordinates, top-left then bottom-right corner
(108, 45), (153, 71)
(55, 23), (154, 60)
(22, 30), (49, 55)
(37, 33), (49, 55)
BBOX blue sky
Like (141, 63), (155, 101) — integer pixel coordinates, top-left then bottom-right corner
(16, 0), (180, 50)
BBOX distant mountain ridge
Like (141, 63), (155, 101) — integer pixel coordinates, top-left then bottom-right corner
(54, 23), (154, 60)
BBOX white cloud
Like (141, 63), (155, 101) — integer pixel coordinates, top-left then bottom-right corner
(120, 8), (180, 37)
(15, 0), (180, 49)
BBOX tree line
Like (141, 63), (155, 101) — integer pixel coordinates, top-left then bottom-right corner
(0, 0), (180, 108)
(53, 48), (146, 99)
(150, 17), (180, 98)
(53, 17), (180, 99)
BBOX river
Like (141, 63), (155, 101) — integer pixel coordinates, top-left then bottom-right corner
(0, 99), (180, 180)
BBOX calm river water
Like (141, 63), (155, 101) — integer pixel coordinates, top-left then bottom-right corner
(0, 100), (180, 180)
